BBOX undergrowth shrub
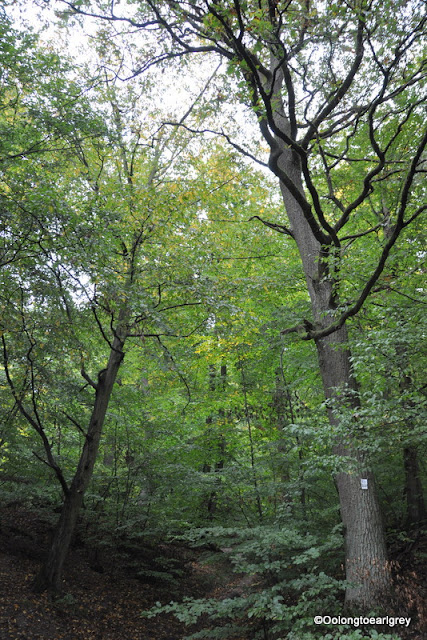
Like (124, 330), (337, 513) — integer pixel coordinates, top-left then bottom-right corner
(142, 520), (397, 639)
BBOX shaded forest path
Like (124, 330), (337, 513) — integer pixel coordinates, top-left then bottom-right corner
(0, 505), (247, 640)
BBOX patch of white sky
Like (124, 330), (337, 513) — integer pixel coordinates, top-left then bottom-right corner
(9, 0), (268, 175)
(11, 0), (416, 230)
(7, 1), (284, 306)
(11, 0), (303, 255)
(12, 0), (423, 138)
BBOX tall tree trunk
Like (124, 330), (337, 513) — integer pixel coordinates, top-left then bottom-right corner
(267, 73), (392, 608)
(33, 333), (125, 593)
(315, 325), (391, 609)
(272, 369), (291, 489)
(203, 364), (227, 520)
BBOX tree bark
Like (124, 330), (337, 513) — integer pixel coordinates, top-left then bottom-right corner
(33, 333), (125, 593)
(280, 167), (391, 609)
(316, 328), (391, 609)
(266, 69), (392, 608)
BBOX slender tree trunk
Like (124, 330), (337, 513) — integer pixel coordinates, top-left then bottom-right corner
(272, 370), (291, 489)
(396, 350), (425, 528)
(273, 369), (307, 510)
(240, 361), (263, 522)
(403, 447), (425, 528)
(203, 365), (227, 520)
(33, 333), (125, 593)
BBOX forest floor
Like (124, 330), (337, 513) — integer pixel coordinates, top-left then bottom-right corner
(0, 503), (254, 640)
(0, 503), (426, 640)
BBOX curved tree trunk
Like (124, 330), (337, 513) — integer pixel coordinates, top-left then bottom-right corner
(33, 333), (125, 593)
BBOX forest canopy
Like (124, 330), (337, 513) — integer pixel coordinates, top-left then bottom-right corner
(0, 1), (426, 639)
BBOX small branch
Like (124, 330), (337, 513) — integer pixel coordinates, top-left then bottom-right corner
(281, 319), (314, 338)
(402, 204), (427, 228)
(249, 215), (295, 239)
(301, 14), (365, 147)
(129, 317), (210, 340)
(214, 253), (282, 261)
(157, 301), (203, 314)
(80, 366), (98, 390)
(162, 121), (269, 168)
(340, 223), (382, 242)
(91, 305), (114, 349)
(2, 335), (70, 497)
(62, 412), (88, 436)
(155, 336), (191, 412)
(379, 287), (427, 305)
(152, 283), (164, 310)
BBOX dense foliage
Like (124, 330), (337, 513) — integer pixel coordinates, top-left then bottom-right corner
(0, 1), (425, 638)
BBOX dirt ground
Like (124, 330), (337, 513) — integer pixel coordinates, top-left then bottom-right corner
(0, 504), (425, 640)
(0, 504), (223, 640)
